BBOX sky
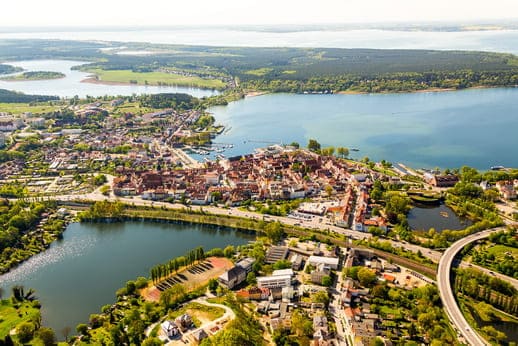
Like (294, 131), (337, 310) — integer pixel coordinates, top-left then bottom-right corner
(2, 0), (518, 27)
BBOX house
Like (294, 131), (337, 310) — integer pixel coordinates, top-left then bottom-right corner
(161, 320), (179, 338)
(423, 173), (459, 187)
(175, 314), (193, 332)
(218, 266), (247, 289)
(236, 257), (255, 274)
(313, 315), (329, 343)
(192, 329), (208, 342)
(495, 181), (517, 200)
(311, 265), (331, 285)
(308, 255), (339, 270)
(257, 274), (292, 289)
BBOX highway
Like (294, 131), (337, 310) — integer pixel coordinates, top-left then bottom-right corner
(437, 227), (505, 346)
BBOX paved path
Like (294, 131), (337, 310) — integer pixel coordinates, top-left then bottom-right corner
(437, 227), (506, 346)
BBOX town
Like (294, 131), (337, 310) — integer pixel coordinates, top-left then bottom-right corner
(1, 94), (518, 346)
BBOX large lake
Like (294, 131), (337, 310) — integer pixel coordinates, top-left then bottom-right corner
(0, 221), (255, 332)
(0, 60), (218, 98)
(1, 27), (518, 54)
(206, 88), (518, 169)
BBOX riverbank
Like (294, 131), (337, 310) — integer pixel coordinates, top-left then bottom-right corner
(336, 85), (516, 95)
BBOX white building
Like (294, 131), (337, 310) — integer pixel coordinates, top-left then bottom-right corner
(308, 256), (339, 270)
(257, 274), (292, 289)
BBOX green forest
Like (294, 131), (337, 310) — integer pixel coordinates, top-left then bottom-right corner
(2, 39), (518, 93)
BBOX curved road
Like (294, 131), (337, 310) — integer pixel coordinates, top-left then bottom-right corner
(437, 227), (505, 346)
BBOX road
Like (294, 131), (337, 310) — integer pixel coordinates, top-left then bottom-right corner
(437, 227), (506, 346)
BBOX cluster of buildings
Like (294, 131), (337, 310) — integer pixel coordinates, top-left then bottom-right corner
(113, 146), (391, 231)
(214, 238), (427, 345)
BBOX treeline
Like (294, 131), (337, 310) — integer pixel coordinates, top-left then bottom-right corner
(150, 246), (205, 283)
(6, 40), (518, 94)
(454, 268), (518, 316)
(0, 89), (59, 103)
(78, 200), (125, 220)
(139, 93), (199, 110)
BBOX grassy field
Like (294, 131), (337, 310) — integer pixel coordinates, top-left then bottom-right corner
(0, 300), (41, 339)
(168, 302), (224, 326)
(0, 102), (59, 114)
(110, 101), (155, 116)
(85, 69), (226, 89)
(484, 244), (518, 258)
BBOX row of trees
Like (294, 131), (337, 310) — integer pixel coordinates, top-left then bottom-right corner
(454, 268), (518, 316)
(150, 246), (205, 283)
(78, 200), (125, 220)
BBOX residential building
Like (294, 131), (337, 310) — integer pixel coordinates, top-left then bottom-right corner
(308, 255), (339, 270)
(218, 265), (247, 289)
(257, 274), (292, 289)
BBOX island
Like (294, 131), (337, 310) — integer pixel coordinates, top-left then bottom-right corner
(0, 71), (66, 81)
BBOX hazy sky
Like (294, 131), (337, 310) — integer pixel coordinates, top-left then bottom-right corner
(3, 0), (518, 27)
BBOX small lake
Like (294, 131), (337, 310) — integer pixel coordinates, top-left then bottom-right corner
(206, 88), (518, 169)
(407, 204), (472, 232)
(0, 221), (254, 332)
(0, 60), (219, 98)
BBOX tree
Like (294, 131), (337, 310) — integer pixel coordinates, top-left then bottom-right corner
(313, 291), (330, 305)
(208, 278), (219, 292)
(307, 139), (321, 152)
(336, 147), (349, 158)
(321, 276), (332, 287)
(142, 337), (163, 346)
(291, 309), (313, 338)
(16, 322), (35, 343)
(273, 259), (292, 270)
(223, 245), (235, 258)
(36, 327), (56, 346)
(76, 323), (89, 336)
(357, 268), (377, 287)
(246, 272), (257, 285)
(264, 221), (283, 243)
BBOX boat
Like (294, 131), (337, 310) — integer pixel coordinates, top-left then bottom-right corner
(440, 211), (449, 218)
(490, 165), (505, 171)
(351, 148), (360, 152)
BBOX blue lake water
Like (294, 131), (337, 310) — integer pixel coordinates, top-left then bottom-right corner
(1, 27), (518, 54)
(206, 88), (518, 169)
(0, 60), (218, 98)
(0, 221), (254, 333)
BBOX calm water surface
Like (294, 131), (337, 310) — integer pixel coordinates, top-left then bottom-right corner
(0, 60), (218, 98)
(1, 28), (518, 54)
(207, 89), (518, 169)
(407, 204), (472, 232)
(0, 222), (254, 332)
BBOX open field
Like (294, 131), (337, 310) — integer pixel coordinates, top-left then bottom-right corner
(168, 302), (225, 326)
(0, 102), (59, 114)
(142, 257), (233, 302)
(84, 69), (226, 89)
